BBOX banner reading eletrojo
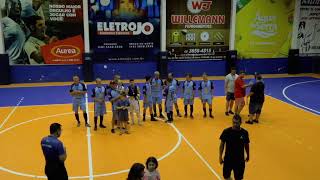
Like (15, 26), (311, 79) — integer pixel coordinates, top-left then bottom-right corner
(296, 0), (320, 56)
(1, 0), (84, 65)
(235, 0), (295, 59)
(166, 0), (231, 60)
(88, 0), (160, 61)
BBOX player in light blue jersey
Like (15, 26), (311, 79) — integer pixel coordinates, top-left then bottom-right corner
(69, 76), (90, 127)
(164, 79), (175, 123)
(151, 71), (164, 118)
(198, 73), (214, 118)
(143, 76), (156, 121)
(91, 78), (107, 131)
(182, 73), (196, 118)
(167, 73), (182, 117)
(109, 81), (121, 133)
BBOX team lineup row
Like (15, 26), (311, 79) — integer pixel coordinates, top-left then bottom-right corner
(69, 69), (265, 134)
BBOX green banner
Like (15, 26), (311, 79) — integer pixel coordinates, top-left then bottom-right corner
(235, 0), (295, 58)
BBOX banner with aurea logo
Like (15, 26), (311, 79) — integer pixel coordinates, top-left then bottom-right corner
(41, 35), (83, 64)
(166, 0), (231, 60)
(235, 0), (295, 58)
(0, 0), (84, 65)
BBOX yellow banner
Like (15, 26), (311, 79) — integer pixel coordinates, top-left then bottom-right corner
(236, 0), (295, 58)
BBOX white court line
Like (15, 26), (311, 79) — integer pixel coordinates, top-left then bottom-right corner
(282, 80), (320, 115)
(85, 90), (94, 180)
(174, 125), (222, 180)
(0, 97), (24, 129)
(0, 112), (182, 178)
(155, 116), (222, 180)
(0, 167), (45, 178)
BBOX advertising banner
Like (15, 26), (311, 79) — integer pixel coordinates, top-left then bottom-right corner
(297, 0), (320, 56)
(235, 0), (295, 58)
(166, 0), (231, 60)
(88, 0), (160, 61)
(1, 0), (84, 65)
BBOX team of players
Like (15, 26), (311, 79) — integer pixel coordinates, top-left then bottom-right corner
(70, 69), (264, 133)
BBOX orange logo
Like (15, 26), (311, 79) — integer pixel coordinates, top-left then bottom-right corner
(51, 45), (80, 58)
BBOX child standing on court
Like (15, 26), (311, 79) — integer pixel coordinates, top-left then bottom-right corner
(143, 157), (161, 180)
(115, 91), (130, 135)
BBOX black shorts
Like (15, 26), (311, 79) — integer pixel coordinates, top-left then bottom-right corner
(249, 102), (264, 114)
(223, 160), (245, 180)
(45, 163), (68, 180)
(226, 92), (235, 101)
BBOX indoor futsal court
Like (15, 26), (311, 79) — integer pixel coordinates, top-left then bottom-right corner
(0, 74), (319, 180)
(1, 0), (320, 180)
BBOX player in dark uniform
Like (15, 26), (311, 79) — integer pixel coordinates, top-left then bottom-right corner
(219, 115), (250, 180)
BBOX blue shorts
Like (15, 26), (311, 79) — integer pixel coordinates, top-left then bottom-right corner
(165, 102), (173, 113)
(143, 100), (153, 108)
(173, 94), (178, 103)
(152, 97), (162, 104)
(73, 99), (86, 113)
(184, 98), (194, 105)
(94, 102), (106, 117)
(201, 97), (213, 105)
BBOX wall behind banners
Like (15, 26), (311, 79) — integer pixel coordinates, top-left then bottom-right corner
(1, 0), (318, 83)
(0, 0), (84, 65)
(235, 0), (295, 59)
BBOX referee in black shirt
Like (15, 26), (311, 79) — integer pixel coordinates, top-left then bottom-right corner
(219, 115), (250, 180)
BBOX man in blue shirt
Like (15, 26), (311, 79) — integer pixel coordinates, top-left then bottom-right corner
(109, 81), (121, 133)
(151, 71), (164, 118)
(91, 78), (107, 131)
(69, 75), (90, 127)
(182, 73), (196, 118)
(198, 72), (214, 118)
(167, 73), (182, 117)
(41, 123), (68, 180)
(143, 76), (156, 121)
